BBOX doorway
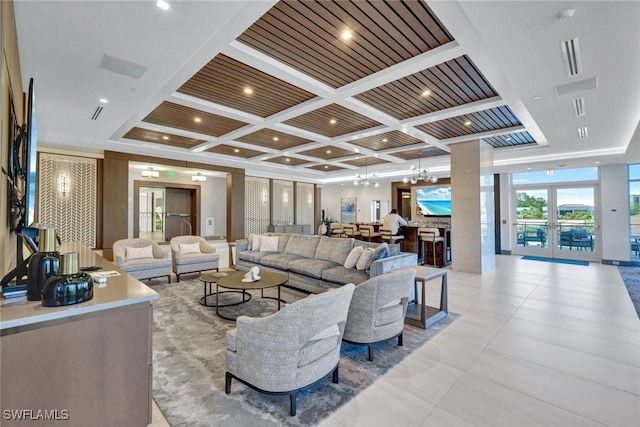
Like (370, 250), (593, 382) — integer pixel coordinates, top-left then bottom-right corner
(513, 185), (599, 262)
(134, 181), (201, 242)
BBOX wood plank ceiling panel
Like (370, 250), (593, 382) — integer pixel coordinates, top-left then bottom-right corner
(297, 145), (355, 160)
(205, 144), (264, 158)
(264, 156), (310, 166)
(236, 128), (313, 150)
(341, 157), (389, 167)
(483, 131), (536, 148)
(283, 104), (382, 137)
(143, 101), (247, 137)
(177, 54), (316, 118)
(416, 105), (521, 140)
(354, 56), (497, 120)
(122, 127), (205, 149)
(306, 164), (347, 172)
(348, 130), (424, 151)
(237, 0), (453, 88)
(388, 147), (450, 161)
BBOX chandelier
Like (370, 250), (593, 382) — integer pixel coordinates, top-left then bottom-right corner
(353, 160), (379, 187)
(402, 152), (438, 184)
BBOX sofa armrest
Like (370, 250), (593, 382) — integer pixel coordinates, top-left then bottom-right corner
(236, 239), (249, 252)
(368, 252), (418, 278)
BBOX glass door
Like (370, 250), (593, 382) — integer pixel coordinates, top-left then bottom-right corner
(513, 185), (599, 261)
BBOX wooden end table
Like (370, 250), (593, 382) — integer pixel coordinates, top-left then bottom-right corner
(404, 266), (448, 329)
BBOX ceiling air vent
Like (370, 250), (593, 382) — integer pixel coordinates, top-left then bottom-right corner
(578, 126), (588, 139)
(100, 54), (147, 79)
(561, 37), (582, 76)
(91, 106), (104, 121)
(573, 97), (586, 116)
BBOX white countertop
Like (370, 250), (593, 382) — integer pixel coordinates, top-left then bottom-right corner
(0, 242), (159, 331)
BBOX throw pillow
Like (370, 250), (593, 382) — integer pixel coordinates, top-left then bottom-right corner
(373, 242), (390, 260)
(251, 234), (262, 252)
(247, 233), (254, 251)
(260, 236), (279, 252)
(179, 242), (201, 254)
(356, 247), (376, 271)
(343, 246), (363, 269)
(126, 245), (154, 261)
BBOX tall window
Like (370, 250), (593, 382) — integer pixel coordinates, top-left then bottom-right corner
(629, 165), (640, 260)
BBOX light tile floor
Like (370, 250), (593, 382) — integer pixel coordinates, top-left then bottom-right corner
(150, 255), (640, 426)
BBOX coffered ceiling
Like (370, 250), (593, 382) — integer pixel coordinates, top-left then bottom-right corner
(13, 1), (640, 183)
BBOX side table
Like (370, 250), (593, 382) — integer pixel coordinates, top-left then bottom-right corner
(404, 266), (448, 329)
(199, 271), (250, 308)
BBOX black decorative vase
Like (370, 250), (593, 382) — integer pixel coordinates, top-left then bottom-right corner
(26, 228), (59, 301)
(42, 252), (93, 307)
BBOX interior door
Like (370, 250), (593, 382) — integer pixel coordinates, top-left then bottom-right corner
(165, 188), (195, 241)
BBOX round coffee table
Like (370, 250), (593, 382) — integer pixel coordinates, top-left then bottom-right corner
(216, 271), (288, 320)
(199, 271), (251, 308)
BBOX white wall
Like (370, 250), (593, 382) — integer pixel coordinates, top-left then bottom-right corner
(600, 164), (630, 262)
(319, 182), (392, 223)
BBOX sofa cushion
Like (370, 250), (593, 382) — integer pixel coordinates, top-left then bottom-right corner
(288, 258), (340, 279)
(344, 246), (363, 268)
(322, 266), (369, 285)
(260, 236), (279, 252)
(261, 253), (305, 270)
(238, 251), (271, 263)
(284, 234), (320, 259)
(270, 233), (291, 253)
(314, 236), (354, 264)
(175, 252), (220, 266)
(125, 245), (154, 261)
(120, 257), (171, 272)
(356, 248), (376, 271)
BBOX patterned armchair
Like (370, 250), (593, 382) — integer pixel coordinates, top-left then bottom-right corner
(112, 238), (171, 282)
(225, 283), (355, 416)
(343, 269), (416, 360)
(170, 235), (220, 282)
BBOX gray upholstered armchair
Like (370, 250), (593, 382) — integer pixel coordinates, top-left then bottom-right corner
(170, 235), (220, 282)
(225, 283), (355, 416)
(343, 269), (416, 360)
(112, 238), (171, 283)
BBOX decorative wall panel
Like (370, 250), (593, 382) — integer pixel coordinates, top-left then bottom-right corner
(296, 183), (315, 226)
(39, 153), (96, 247)
(272, 180), (294, 225)
(245, 177), (270, 236)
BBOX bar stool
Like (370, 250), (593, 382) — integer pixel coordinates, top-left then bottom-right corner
(343, 224), (361, 239)
(359, 225), (380, 242)
(418, 227), (444, 267)
(380, 226), (404, 250)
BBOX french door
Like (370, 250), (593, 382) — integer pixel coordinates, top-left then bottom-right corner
(513, 185), (599, 262)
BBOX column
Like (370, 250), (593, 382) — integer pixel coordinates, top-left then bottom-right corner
(450, 140), (495, 273)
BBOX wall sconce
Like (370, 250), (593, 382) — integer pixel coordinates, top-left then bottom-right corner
(192, 172), (207, 182)
(261, 190), (268, 204)
(283, 191), (289, 205)
(141, 167), (159, 178)
(307, 194), (313, 206)
(57, 172), (71, 196)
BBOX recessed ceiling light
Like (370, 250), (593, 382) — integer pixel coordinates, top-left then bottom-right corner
(341, 30), (352, 41)
(505, 137), (512, 141)
(156, 0), (170, 11)
(273, 136), (279, 141)
(324, 165), (329, 169)
(194, 117), (202, 123)
(99, 98), (108, 104)
(234, 148), (240, 153)
(527, 167), (531, 170)
(557, 9), (574, 22)
(382, 138), (388, 143)
(326, 150), (332, 154)
(532, 95), (541, 100)
(594, 161), (601, 164)
(329, 119), (337, 125)
(244, 87), (253, 95)
(285, 158), (290, 162)
(464, 121), (472, 126)
(162, 135), (169, 140)
(421, 90), (431, 97)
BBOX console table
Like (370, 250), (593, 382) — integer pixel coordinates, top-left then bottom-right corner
(404, 266), (448, 329)
(0, 242), (158, 427)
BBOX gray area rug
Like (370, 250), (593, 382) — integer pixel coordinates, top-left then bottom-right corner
(618, 266), (640, 318)
(149, 273), (458, 427)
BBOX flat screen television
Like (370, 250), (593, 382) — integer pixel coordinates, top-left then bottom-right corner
(24, 77), (38, 228)
(415, 185), (452, 217)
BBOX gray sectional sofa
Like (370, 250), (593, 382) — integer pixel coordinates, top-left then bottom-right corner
(235, 233), (417, 293)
